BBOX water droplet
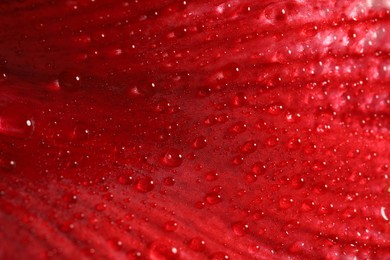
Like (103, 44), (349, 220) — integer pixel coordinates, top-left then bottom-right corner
(290, 174), (304, 189)
(163, 177), (175, 186)
(266, 103), (284, 115)
(0, 156), (16, 172)
(342, 207), (357, 219)
(164, 220), (178, 232)
(188, 237), (206, 252)
(160, 148), (183, 167)
(0, 105), (35, 139)
(232, 221), (249, 236)
(254, 119), (267, 130)
(209, 252), (229, 260)
(251, 162), (266, 175)
(205, 192), (222, 205)
(317, 203), (334, 215)
(304, 143), (317, 155)
(194, 201), (205, 209)
(252, 210), (265, 220)
(216, 114), (229, 123)
(285, 111), (301, 123)
(62, 193), (78, 204)
(279, 196), (293, 209)
(311, 160), (326, 171)
(117, 175), (133, 185)
(244, 172), (257, 183)
(0, 66), (7, 81)
(265, 135), (279, 147)
(108, 239), (123, 251)
(59, 221), (75, 233)
(58, 70), (83, 92)
(127, 83), (157, 98)
(286, 137), (301, 150)
(232, 92), (248, 107)
(289, 241), (306, 253)
(95, 203), (107, 212)
(205, 170), (219, 181)
(135, 177), (154, 193)
(149, 240), (180, 260)
(192, 136), (207, 149)
(197, 87), (212, 97)
(240, 140), (257, 153)
(231, 156), (244, 166)
(69, 123), (91, 141)
(300, 199), (315, 212)
(228, 121), (247, 134)
(313, 182), (328, 194)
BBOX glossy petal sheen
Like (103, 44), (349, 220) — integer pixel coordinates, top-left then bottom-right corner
(0, 0), (390, 259)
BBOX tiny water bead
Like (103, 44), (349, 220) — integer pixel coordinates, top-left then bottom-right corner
(228, 121), (247, 134)
(286, 137), (301, 150)
(0, 106), (35, 139)
(209, 252), (230, 260)
(69, 123), (91, 141)
(231, 156), (244, 166)
(164, 220), (178, 232)
(0, 156), (16, 172)
(117, 175), (133, 185)
(279, 196), (294, 209)
(188, 237), (206, 252)
(205, 192), (222, 205)
(300, 200), (315, 212)
(135, 177), (155, 193)
(231, 221), (249, 236)
(290, 174), (305, 189)
(163, 177), (175, 186)
(251, 162), (266, 175)
(289, 241), (306, 253)
(149, 241), (180, 260)
(95, 203), (107, 212)
(244, 172), (257, 183)
(192, 136), (207, 149)
(205, 170), (219, 181)
(58, 70), (83, 92)
(240, 140), (257, 154)
(265, 135), (280, 147)
(160, 148), (183, 167)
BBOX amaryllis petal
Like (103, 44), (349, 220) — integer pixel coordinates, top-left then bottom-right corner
(0, 0), (389, 259)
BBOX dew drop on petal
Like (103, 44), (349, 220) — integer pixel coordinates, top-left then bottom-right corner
(245, 172), (257, 183)
(240, 140), (257, 153)
(300, 199), (315, 212)
(209, 252), (229, 260)
(188, 237), (206, 252)
(279, 195), (293, 209)
(135, 177), (155, 193)
(160, 148), (183, 167)
(163, 177), (175, 186)
(192, 136), (207, 149)
(231, 221), (249, 236)
(251, 161), (266, 175)
(205, 170), (219, 181)
(0, 106), (35, 139)
(265, 135), (279, 147)
(58, 70), (83, 92)
(228, 121), (247, 134)
(95, 203), (107, 212)
(149, 241), (180, 260)
(0, 156), (16, 172)
(205, 192), (222, 205)
(164, 220), (178, 232)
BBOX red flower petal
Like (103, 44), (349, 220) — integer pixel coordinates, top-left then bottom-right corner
(0, 0), (389, 259)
